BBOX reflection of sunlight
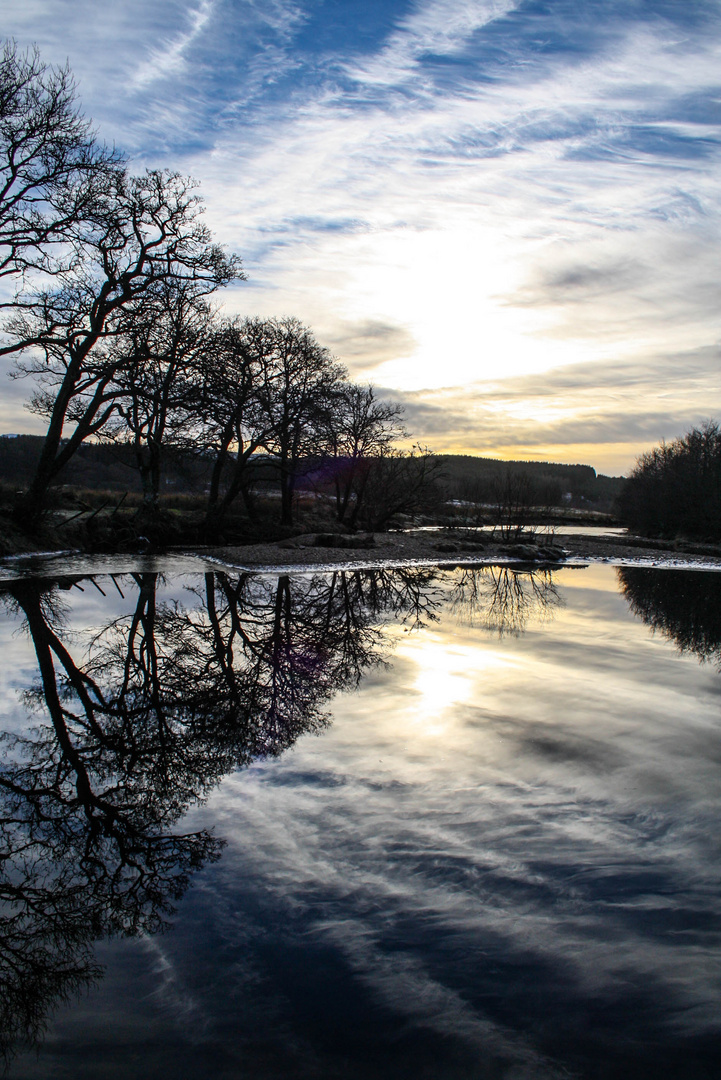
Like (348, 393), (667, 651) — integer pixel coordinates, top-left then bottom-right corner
(398, 637), (509, 737)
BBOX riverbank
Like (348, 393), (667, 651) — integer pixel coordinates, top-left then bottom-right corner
(199, 528), (721, 573)
(3, 526), (721, 579)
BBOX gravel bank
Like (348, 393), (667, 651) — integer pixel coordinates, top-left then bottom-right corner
(199, 529), (721, 573)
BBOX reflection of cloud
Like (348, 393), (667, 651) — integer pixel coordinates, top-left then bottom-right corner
(318, 918), (568, 1079)
(7, 565), (720, 1073)
(142, 938), (209, 1032)
(181, 565), (721, 1074)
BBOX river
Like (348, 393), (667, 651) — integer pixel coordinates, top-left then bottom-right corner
(1, 558), (720, 1078)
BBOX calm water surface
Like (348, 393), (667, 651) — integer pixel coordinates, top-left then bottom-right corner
(1, 559), (721, 1079)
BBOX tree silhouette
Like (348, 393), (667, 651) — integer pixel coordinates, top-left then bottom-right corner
(105, 281), (215, 510)
(317, 383), (406, 528)
(618, 421), (721, 540)
(0, 41), (122, 290)
(7, 169), (241, 522)
(248, 317), (346, 526)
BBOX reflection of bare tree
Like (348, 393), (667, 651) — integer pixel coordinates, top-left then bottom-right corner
(0, 565), (439, 1065)
(449, 566), (563, 636)
(0, 576), (224, 1067)
(191, 566), (441, 752)
(618, 567), (721, 668)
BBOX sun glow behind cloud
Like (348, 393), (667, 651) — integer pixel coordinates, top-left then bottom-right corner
(2, 0), (721, 471)
(316, 225), (584, 391)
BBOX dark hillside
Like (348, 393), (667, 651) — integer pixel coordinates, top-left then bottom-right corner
(0, 435), (210, 494)
(438, 454), (624, 511)
(0, 438), (624, 511)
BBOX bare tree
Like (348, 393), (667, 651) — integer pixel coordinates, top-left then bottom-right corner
(251, 317), (346, 526)
(354, 444), (443, 530)
(198, 316), (275, 533)
(105, 280), (215, 510)
(320, 383), (406, 528)
(491, 467), (535, 540)
(0, 40), (122, 290)
(5, 168), (242, 521)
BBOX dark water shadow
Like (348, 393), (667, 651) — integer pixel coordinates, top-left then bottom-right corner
(618, 567), (721, 667)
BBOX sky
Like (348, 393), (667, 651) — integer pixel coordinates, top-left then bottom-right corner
(2, 0), (721, 474)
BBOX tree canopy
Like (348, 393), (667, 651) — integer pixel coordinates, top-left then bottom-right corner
(618, 421), (721, 540)
(0, 41), (123, 289)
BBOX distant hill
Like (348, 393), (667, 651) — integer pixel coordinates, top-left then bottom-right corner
(0, 435), (209, 495)
(437, 454), (624, 511)
(0, 436), (625, 512)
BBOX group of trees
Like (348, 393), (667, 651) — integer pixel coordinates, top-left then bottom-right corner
(443, 458), (623, 517)
(0, 42), (240, 520)
(0, 41), (434, 534)
(619, 421), (721, 540)
(95, 303), (428, 533)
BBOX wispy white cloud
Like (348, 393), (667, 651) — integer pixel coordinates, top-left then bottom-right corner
(131, 0), (216, 89)
(343, 0), (519, 90)
(182, 576), (721, 1068)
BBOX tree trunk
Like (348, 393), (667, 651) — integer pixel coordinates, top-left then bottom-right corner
(280, 464), (294, 526)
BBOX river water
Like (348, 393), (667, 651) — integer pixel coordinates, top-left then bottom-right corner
(1, 559), (720, 1078)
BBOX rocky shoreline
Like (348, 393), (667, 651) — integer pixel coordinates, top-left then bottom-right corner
(199, 528), (721, 573)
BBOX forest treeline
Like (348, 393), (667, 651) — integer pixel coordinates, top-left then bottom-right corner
(0, 436), (622, 513)
(439, 455), (622, 511)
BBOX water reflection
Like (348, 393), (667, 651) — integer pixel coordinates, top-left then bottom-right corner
(618, 567), (721, 666)
(449, 566), (563, 635)
(4, 563), (720, 1078)
(0, 566), (439, 1065)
